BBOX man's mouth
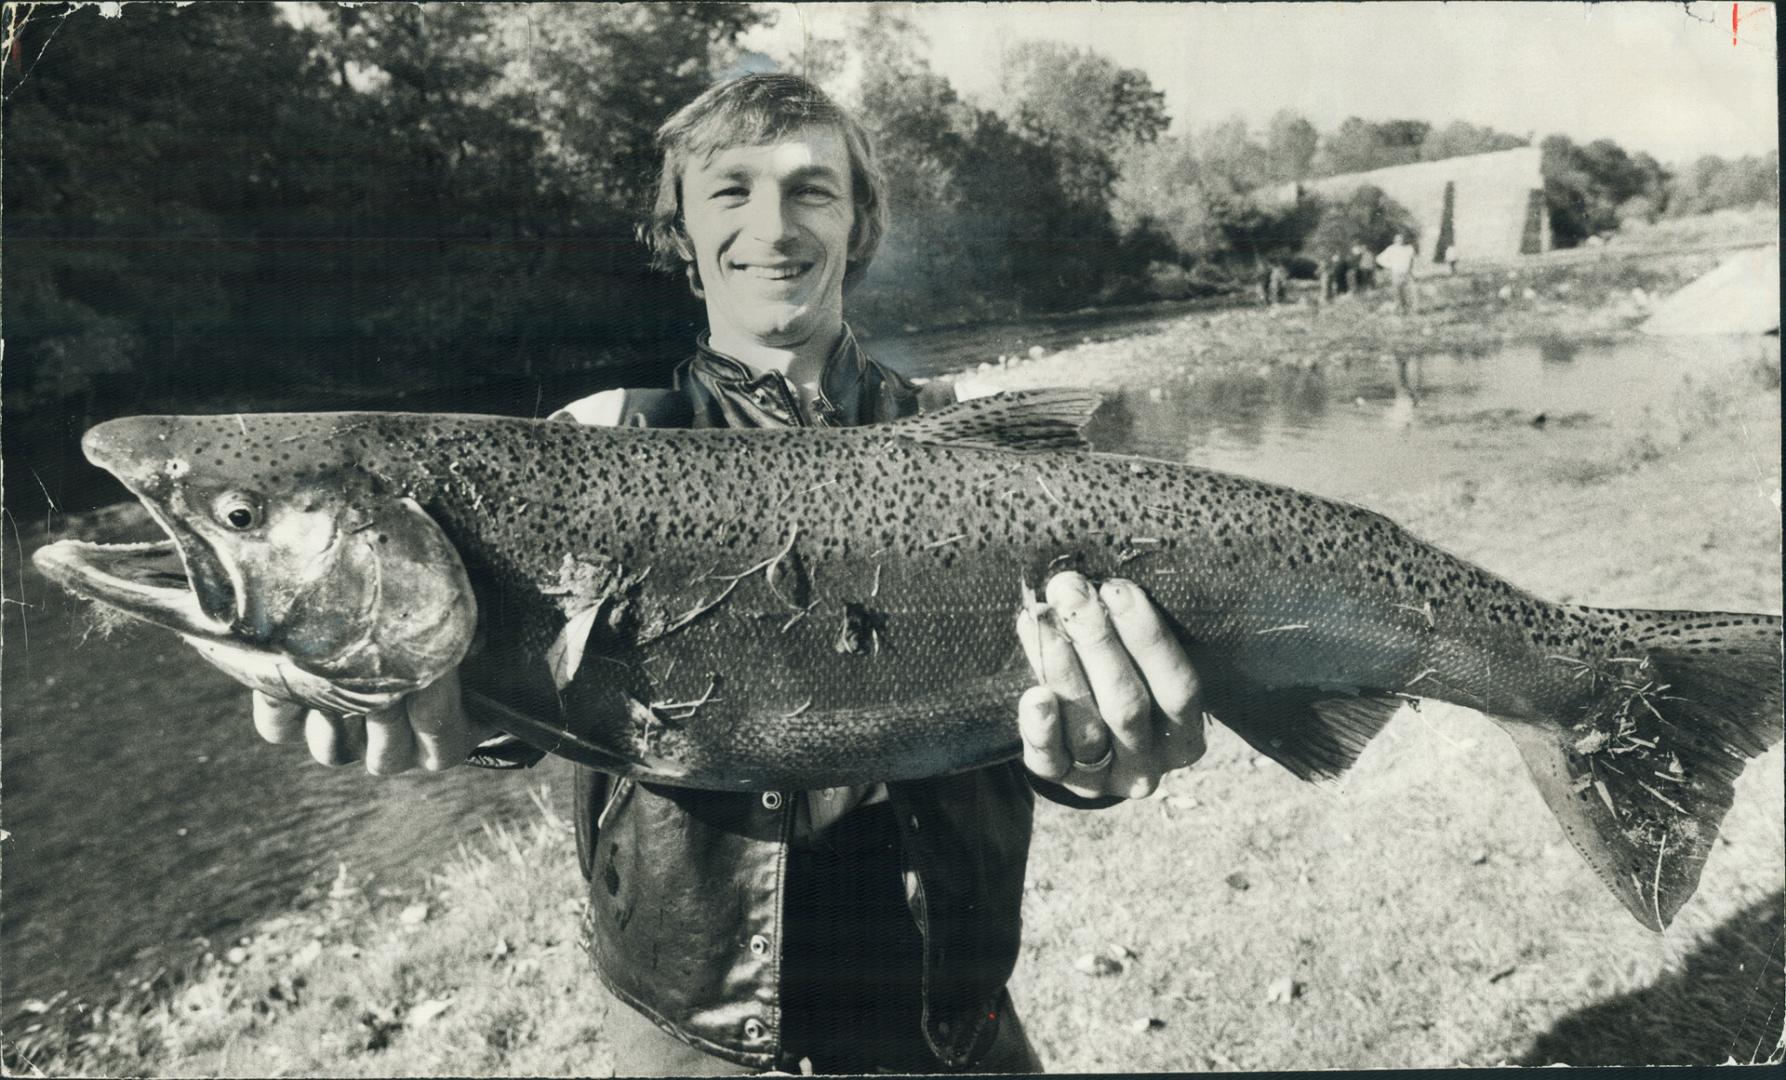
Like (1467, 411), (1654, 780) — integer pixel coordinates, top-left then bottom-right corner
(731, 260), (812, 282)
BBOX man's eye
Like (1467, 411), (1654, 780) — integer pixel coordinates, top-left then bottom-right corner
(795, 186), (837, 203)
(711, 186), (748, 201)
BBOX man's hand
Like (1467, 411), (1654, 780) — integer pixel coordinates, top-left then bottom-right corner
(250, 669), (488, 774)
(1015, 572), (1206, 799)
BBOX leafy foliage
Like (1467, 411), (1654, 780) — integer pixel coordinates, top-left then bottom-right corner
(1663, 151), (1779, 218)
(1305, 185), (1421, 258)
(1541, 135), (1670, 247)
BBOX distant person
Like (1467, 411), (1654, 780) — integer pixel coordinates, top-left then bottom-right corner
(1257, 258), (1275, 306)
(1444, 243), (1460, 275)
(1351, 242), (1376, 292)
(1321, 250), (1346, 303)
(1269, 260), (1290, 305)
(1378, 232), (1418, 314)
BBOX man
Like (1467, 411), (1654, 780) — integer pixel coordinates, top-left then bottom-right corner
(250, 74), (1206, 1074)
(1378, 232), (1419, 315)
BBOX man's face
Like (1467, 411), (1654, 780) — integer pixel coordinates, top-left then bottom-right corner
(679, 125), (855, 349)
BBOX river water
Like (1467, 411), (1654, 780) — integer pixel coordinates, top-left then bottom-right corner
(2, 323), (1775, 1013)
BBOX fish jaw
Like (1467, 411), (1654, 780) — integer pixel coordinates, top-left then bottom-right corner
(32, 537), (235, 640)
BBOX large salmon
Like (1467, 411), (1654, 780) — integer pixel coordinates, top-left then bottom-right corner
(32, 390), (1783, 930)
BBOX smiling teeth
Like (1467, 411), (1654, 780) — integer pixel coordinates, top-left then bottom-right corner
(741, 265), (805, 280)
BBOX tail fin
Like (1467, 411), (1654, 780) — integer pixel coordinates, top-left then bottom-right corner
(1500, 610), (1782, 930)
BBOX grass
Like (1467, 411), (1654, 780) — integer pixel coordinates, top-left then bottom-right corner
(6, 232), (1782, 1076)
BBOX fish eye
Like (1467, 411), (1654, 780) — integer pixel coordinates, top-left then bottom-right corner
(214, 492), (262, 531)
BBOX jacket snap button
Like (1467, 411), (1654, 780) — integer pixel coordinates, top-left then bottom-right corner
(744, 1018), (766, 1041)
(761, 791), (783, 810)
(910, 815), (920, 832)
(749, 934), (770, 957)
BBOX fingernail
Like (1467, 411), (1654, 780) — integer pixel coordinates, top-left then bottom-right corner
(1101, 580), (1135, 614)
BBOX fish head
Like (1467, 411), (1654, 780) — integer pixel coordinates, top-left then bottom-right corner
(34, 414), (476, 710)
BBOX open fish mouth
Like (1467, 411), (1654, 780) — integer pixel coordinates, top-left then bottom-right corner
(33, 510), (239, 641)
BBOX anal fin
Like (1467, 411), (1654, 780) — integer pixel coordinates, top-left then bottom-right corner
(1209, 686), (1403, 782)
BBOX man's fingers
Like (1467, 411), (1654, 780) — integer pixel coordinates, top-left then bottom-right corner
(252, 691), (306, 744)
(405, 671), (477, 772)
(1101, 578), (1208, 768)
(1050, 573), (1153, 767)
(364, 703), (418, 775)
(305, 711), (366, 766)
(1015, 601), (1108, 766)
(1016, 685), (1073, 781)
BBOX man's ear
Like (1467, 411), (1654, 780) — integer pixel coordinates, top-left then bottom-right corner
(683, 261), (704, 299)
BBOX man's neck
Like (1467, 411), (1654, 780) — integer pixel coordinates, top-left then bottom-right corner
(707, 322), (844, 392)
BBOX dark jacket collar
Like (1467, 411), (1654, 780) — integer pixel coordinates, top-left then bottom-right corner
(689, 325), (867, 426)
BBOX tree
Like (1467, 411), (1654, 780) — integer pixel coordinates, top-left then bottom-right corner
(1666, 151), (1779, 216)
(1193, 115), (1271, 194)
(507, 4), (769, 213)
(1111, 136), (1226, 259)
(1541, 135), (1670, 246)
(1264, 110), (1319, 184)
(1304, 184), (1420, 258)
(1312, 117), (1429, 177)
(996, 40), (1168, 205)
(1420, 120), (1528, 162)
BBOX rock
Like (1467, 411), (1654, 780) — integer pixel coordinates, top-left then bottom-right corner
(1264, 976), (1301, 1004)
(1521, 287), (1537, 300)
(1167, 795), (1199, 810)
(224, 947), (249, 966)
(1497, 285), (1514, 301)
(1028, 345), (1046, 359)
(1075, 953), (1123, 977)
(1470, 849), (1490, 866)
(405, 997), (454, 1028)
(1127, 1016), (1165, 1034)
(292, 941), (324, 968)
(1107, 943), (1138, 962)
(1224, 871), (1251, 892)
(398, 902), (431, 926)
(1642, 246), (1779, 335)
(1147, 387), (1165, 403)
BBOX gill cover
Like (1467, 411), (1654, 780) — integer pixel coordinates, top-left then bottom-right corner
(263, 495), (478, 699)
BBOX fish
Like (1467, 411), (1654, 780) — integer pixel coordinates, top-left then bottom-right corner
(32, 390), (1784, 931)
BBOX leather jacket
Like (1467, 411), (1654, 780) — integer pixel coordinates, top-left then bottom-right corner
(561, 328), (1110, 1071)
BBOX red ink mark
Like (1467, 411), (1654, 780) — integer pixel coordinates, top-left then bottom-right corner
(1733, 2), (1739, 45)
(988, 1011), (998, 1020)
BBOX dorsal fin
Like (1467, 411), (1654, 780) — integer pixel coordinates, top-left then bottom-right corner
(888, 388), (1103, 452)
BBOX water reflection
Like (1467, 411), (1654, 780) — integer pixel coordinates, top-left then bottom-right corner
(1094, 334), (1774, 503)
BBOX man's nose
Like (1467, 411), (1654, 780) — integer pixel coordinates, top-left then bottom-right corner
(743, 191), (795, 243)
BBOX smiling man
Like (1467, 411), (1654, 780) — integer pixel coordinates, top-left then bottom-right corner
(252, 73), (1206, 1075)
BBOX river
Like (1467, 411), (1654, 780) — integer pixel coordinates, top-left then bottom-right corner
(2, 320), (1776, 1014)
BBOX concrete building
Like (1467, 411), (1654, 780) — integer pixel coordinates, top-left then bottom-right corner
(1272, 146), (1549, 262)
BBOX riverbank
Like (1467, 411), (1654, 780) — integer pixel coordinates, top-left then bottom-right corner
(7, 238), (1781, 1075)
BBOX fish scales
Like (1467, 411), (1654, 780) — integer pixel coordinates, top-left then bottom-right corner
(33, 390), (1785, 929)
